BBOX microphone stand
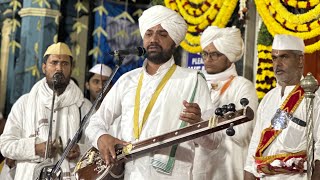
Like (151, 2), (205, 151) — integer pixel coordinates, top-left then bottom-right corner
(35, 54), (126, 180)
(33, 80), (58, 180)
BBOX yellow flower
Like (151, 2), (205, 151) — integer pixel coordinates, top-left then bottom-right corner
(282, 0), (319, 9)
(256, 0), (320, 53)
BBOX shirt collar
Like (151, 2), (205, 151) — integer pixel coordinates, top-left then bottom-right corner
(142, 56), (175, 75)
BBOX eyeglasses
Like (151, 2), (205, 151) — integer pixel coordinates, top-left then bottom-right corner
(201, 51), (224, 60)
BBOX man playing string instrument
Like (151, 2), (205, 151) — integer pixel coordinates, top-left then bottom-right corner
(85, 5), (217, 180)
(244, 34), (320, 179)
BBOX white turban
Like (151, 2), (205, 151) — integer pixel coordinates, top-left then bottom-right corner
(200, 26), (244, 62)
(272, 34), (305, 52)
(138, 5), (187, 47)
(89, 64), (112, 77)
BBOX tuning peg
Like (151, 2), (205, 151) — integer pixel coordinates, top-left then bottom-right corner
(227, 103), (236, 112)
(226, 123), (235, 136)
(240, 98), (249, 107)
(215, 108), (223, 116)
(221, 105), (228, 114)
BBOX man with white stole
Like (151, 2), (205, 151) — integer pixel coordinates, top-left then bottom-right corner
(0, 42), (92, 180)
(85, 5), (218, 180)
(244, 34), (320, 179)
(192, 26), (259, 180)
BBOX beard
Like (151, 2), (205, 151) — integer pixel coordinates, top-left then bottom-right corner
(47, 73), (70, 91)
(146, 44), (175, 64)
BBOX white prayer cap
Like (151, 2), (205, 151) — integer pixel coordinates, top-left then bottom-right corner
(200, 26), (244, 62)
(138, 5), (187, 47)
(89, 64), (112, 77)
(44, 42), (73, 58)
(272, 34), (305, 52)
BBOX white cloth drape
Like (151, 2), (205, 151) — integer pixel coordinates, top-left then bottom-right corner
(0, 78), (92, 180)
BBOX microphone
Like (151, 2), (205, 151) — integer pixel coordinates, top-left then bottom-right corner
(109, 47), (146, 56)
(53, 73), (63, 85)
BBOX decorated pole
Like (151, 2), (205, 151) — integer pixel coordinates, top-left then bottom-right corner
(300, 72), (319, 179)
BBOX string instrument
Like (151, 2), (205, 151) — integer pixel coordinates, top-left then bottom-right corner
(74, 100), (254, 180)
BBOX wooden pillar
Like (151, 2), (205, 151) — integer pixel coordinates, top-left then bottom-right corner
(3, 0), (61, 114)
(243, 0), (257, 82)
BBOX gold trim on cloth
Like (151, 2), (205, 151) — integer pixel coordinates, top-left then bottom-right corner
(18, 8), (61, 18)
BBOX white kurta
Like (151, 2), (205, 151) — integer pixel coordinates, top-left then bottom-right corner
(193, 64), (259, 180)
(86, 58), (214, 180)
(0, 79), (92, 180)
(244, 84), (320, 179)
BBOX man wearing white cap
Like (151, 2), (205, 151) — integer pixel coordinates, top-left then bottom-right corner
(85, 64), (113, 110)
(0, 42), (92, 180)
(244, 34), (320, 179)
(85, 5), (215, 180)
(192, 26), (258, 180)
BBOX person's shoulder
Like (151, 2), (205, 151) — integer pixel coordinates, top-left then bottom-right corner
(232, 76), (255, 88)
(10, 93), (29, 110)
(117, 67), (142, 81)
(83, 98), (92, 107)
(176, 66), (198, 74)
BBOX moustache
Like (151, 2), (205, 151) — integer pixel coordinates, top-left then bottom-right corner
(147, 44), (162, 50)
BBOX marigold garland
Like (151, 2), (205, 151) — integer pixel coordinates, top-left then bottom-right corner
(256, 0), (320, 54)
(268, 0), (320, 24)
(255, 44), (276, 100)
(165, 0), (238, 53)
(281, 0), (319, 8)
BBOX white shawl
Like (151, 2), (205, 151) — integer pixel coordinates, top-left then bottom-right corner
(25, 78), (84, 179)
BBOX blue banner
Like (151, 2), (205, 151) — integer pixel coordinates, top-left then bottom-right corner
(187, 53), (204, 70)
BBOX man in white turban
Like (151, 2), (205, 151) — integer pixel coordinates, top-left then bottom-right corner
(192, 26), (259, 180)
(244, 34), (320, 179)
(0, 42), (92, 180)
(85, 5), (216, 180)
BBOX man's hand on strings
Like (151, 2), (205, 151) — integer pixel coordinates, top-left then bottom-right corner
(179, 100), (202, 124)
(67, 144), (80, 160)
(97, 134), (129, 165)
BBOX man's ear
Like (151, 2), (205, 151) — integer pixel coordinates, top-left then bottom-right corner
(85, 82), (90, 90)
(298, 55), (304, 68)
(42, 63), (46, 74)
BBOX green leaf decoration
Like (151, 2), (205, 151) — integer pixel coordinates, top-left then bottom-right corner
(10, 0), (22, 12)
(54, 16), (60, 25)
(114, 11), (135, 23)
(3, 9), (13, 15)
(56, 0), (61, 6)
(12, 19), (21, 32)
(32, 0), (51, 8)
(75, 2), (88, 13)
(75, 43), (81, 56)
(92, 27), (108, 39)
(114, 30), (128, 39)
(37, 20), (42, 32)
(9, 40), (21, 54)
(131, 28), (140, 37)
(132, 9), (143, 17)
(25, 65), (40, 79)
(93, 5), (108, 16)
(88, 46), (102, 59)
(53, 34), (58, 43)
(72, 21), (87, 34)
(34, 42), (39, 54)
